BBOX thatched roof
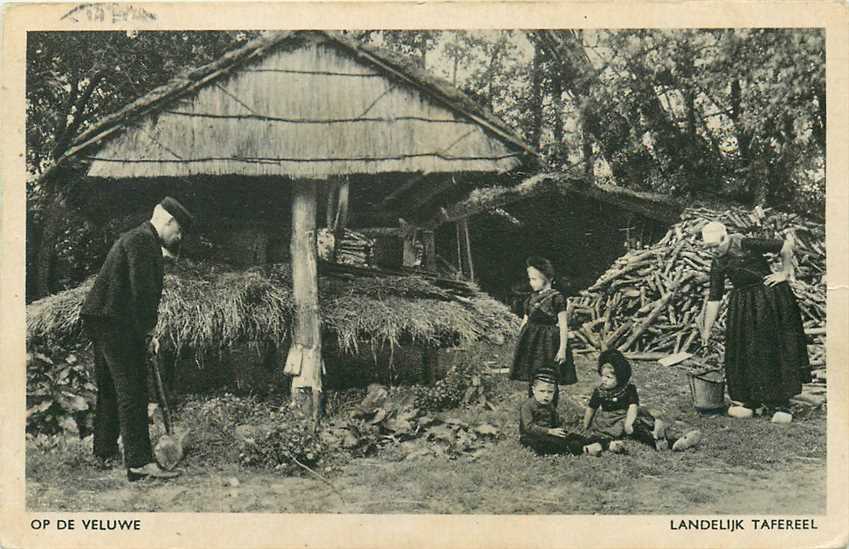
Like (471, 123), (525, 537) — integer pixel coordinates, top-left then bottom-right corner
(424, 172), (684, 228)
(46, 31), (536, 183)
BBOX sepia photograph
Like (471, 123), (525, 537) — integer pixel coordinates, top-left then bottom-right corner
(3, 2), (847, 547)
(21, 25), (829, 514)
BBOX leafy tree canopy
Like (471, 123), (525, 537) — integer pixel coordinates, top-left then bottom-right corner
(25, 29), (825, 298)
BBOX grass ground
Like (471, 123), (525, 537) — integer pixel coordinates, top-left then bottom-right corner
(26, 353), (826, 514)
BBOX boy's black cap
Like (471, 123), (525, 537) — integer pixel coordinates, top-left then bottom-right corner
(160, 196), (194, 231)
(532, 366), (560, 384)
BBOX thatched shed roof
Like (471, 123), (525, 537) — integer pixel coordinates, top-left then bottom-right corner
(49, 31), (536, 183)
(424, 172), (684, 228)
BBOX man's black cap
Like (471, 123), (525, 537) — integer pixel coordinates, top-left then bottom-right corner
(159, 196), (194, 231)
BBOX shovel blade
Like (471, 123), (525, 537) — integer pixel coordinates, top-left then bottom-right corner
(154, 435), (184, 471)
(659, 352), (692, 367)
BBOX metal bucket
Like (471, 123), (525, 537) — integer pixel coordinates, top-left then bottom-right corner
(687, 369), (726, 413)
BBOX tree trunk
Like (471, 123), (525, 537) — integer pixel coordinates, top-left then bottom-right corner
(538, 31), (643, 186)
(685, 87), (696, 138)
(730, 79), (752, 165)
(751, 157), (770, 207)
(34, 191), (67, 298)
(814, 85), (825, 149)
(551, 59), (565, 166)
(285, 181), (323, 427)
(452, 56), (459, 88)
(529, 40), (544, 151)
(581, 125), (594, 180)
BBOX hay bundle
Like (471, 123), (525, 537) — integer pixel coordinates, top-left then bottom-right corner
(27, 260), (519, 361)
(572, 206), (826, 369)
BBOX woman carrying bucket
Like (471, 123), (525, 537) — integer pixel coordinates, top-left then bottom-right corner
(700, 222), (810, 423)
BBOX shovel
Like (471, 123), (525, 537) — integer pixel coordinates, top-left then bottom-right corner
(659, 340), (723, 378)
(658, 310), (721, 370)
(151, 353), (189, 471)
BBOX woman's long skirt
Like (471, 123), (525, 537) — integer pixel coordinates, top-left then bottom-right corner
(724, 281), (810, 405)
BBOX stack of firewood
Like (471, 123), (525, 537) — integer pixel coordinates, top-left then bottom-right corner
(317, 228), (375, 267)
(569, 207), (826, 371)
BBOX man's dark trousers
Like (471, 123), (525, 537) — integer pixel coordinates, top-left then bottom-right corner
(87, 317), (153, 468)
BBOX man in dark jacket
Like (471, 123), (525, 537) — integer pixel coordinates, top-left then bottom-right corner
(81, 196), (193, 481)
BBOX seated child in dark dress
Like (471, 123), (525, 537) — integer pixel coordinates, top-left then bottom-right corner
(520, 366), (607, 456)
(582, 350), (701, 455)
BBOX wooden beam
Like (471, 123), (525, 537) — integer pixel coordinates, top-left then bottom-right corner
(422, 173), (558, 229)
(399, 175), (461, 220)
(284, 180), (323, 426)
(380, 172), (428, 207)
(358, 227), (402, 238)
(435, 254), (461, 278)
(581, 183), (683, 225)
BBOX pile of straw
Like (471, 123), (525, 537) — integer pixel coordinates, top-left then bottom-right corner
(27, 260), (519, 360)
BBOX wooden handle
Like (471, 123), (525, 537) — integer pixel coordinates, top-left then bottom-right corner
(151, 354), (173, 435)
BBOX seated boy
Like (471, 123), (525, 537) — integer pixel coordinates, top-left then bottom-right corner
(520, 366), (607, 456)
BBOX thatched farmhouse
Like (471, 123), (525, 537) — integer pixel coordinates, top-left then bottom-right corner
(28, 31), (539, 403)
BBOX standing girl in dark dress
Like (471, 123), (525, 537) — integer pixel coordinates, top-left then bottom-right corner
(510, 257), (578, 403)
(700, 221), (810, 422)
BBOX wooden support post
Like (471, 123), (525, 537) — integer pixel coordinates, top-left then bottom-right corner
(422, 346), (438, 385)
(454, 219), (474, 280)
(460, 218), (474, 281)
(333, 178), (350, 236)
(455, 222), (463, 275)
(421, 229), (436, 271)
(325, 182), (338, 228)
(284, 181), (323, 428)
(400, 218), (418, 267)
(330, 178), (350, 264)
